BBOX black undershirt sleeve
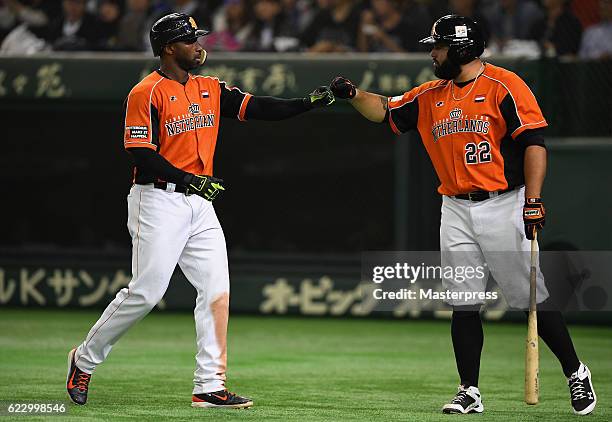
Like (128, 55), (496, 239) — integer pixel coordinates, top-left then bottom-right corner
(244, 96), (311, 121)
(516, 129), (546, 148)
(128, 148), (191, 185)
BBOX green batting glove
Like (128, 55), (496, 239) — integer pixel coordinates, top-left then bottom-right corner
(185, 174), (225, 201)
(306, 86), (335, 108)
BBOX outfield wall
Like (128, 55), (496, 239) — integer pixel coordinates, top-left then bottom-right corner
(1, 249), (611, 325)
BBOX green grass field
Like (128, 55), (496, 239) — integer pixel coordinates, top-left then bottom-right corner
(0, 309), (609, 421)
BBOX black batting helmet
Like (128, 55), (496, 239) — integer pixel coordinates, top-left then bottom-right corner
(150, 13), (210, 57)
(419, 15), (485, 65)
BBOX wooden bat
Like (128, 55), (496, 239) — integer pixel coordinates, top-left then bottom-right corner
(525, 232), (539, 405)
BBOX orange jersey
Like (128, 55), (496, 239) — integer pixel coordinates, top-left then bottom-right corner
(124, 70), (251, 183)
(388, 63), (547, 196)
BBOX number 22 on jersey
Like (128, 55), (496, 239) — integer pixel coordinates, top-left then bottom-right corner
(465, 141), (492, 165)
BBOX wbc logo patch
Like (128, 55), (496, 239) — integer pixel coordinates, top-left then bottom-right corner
(449, 108), (462, 120)
(188, 103), (201, 114)
(455, 25), (468, 38)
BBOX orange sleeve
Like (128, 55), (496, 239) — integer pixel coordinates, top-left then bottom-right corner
(498, 72), (548, 139)
(124, 86), (159, 151)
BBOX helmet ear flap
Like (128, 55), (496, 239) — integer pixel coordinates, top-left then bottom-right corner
(447, 45), (467, 65)
(446, 46), (461, 65)
(448, 41), (482, 65)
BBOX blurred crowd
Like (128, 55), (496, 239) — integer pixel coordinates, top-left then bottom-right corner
(0, 0), (610, 59)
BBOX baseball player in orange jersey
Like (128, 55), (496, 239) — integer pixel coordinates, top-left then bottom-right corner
(65, 12), (334, 409)
(330, 15), (597, 416)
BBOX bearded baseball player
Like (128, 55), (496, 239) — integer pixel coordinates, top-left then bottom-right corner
(329, 15), (597, 416)
(65, 12), (334, 409)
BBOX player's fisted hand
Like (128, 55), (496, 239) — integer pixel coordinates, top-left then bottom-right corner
(185, 174), (225, 202)
(523, 198), (545, 240)
(330, 76), (356, 99)
(306, 86), (335, 108)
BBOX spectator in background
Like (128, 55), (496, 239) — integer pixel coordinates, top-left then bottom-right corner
(242, 0), (294, 51)
(171, 0), (212, 29)
(300, 0), (363, 52)
(1, 0), (50, 28)
(281, 0), (315, 34)
(572, 0), (600, 28)
(529, 0), (582, 57)
(96, 0), (121, 49)
(447, 0), (490, 43)
(0, 0), (58, 42)
(115, 0), (150, 51)
(402, 0), (433, 51)
(357, 0), (429, 53)
(485, 0), (543, 42)
(207, 0), (252, 51)
(580, 0), (612, 59)
(43, 0), (101, 50)
(149, 0), (171, 16)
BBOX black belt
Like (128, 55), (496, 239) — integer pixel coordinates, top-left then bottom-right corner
(150, 182), (189, 194)
(453, 188), (514, 202)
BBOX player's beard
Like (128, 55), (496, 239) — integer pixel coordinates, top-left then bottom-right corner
(177, 50), (207, 71)
(434, 57), (462, 80)
(177, 56), (200, 71)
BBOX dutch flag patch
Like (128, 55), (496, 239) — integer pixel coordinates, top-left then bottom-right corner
(475, 95), (486, 103)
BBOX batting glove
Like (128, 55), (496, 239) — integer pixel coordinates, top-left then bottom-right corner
(185, 174), (225, 201)
(523, 197), (545, 240)
(306, 86), (335, 108)
(330, 76), (356, 99)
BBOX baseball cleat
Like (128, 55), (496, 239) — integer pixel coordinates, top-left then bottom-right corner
(66, 348), (92, 405)
(192, 390), (253, 409)
(442, 385), (484, 414)
(568, 362), (596, 415)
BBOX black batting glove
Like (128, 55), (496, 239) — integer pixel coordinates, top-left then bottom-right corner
(184, 174), (225, 201)
(305, 86), (335, 108)
(523, 197), (545, 240)
(330, 76), (356, 99)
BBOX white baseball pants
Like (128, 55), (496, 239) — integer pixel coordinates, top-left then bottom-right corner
(74, 183), (229, 394)
(440, 186), (549, 308)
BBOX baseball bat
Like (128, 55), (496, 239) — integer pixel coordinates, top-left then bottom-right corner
(525, 232), (539, 405)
